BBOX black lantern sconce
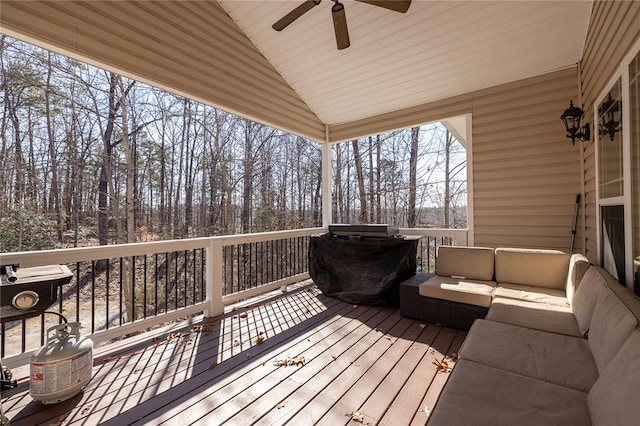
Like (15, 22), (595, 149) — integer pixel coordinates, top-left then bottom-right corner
(561, 100), (590, 145)
(599, 93), (621, 141)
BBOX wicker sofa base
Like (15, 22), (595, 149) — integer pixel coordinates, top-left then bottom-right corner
(399, 273), (489, 330)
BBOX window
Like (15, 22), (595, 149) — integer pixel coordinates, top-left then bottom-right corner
(630, 49), (640, 294)
(597, 39), (640, 295)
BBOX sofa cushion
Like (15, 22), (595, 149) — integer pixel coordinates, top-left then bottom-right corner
(588, 290), (637, 374)
(427, 360), (591, 426)
(571, 266), (605, 335)
(588, 330), (640, 425)
(493, 283), (568, 307)
(435, 246), (495, 281)
(486, 296), (582, 336)
(419, 275), (496, 308)
(495, 248), (570, 289)
(566, 253), (590, 304)
(459, 319), (597, 392)
(594, 266), (640, 322)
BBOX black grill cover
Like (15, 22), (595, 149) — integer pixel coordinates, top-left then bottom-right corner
(309, 233), (418, 305)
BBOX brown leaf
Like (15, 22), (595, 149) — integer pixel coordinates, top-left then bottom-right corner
(239, 313), (248, 318)
(208, 362), (218, 370)
(255, 335), (265, 345)
(432, 359), (452, 373)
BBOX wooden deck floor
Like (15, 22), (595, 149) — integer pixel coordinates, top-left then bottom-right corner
(2, 284), (466, 426)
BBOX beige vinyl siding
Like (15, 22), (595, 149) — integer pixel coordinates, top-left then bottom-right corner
(580, 0), (640, 263)
(472, 67), (581, 250)
(0, 0), (325, 142)
(331, 68), (581, 251)
(329, 96), (473, 143)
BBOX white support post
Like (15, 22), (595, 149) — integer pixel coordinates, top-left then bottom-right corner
(322, 125), (332, 228)
(205, 239), (224, 317)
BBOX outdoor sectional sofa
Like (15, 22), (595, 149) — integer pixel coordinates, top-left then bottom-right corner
(399, 246), (640, 425)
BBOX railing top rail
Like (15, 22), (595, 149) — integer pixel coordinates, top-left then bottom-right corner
(398, 228), (469, 238)
(0, 227), (328, 267)
(0, 226), (469, 268)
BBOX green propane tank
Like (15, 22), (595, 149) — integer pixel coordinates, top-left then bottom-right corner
(29, 322), (93, 404)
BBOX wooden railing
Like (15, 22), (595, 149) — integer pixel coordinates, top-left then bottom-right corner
(0, 227), (467, 367)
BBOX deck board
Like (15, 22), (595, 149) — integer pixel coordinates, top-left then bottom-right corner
(2, 284), (465, 426)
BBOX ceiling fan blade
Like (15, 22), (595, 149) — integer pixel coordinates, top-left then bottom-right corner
(332, 1), (350, 50)
(355, 0), (411, 13)
(273, 0), (321, 31)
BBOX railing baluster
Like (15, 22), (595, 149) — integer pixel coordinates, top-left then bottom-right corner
(91, 260), (96, 333)
(119, 258), (124, 326)
(106, 259), (110, 330)
(154, 253), (159, 316)
(144, 255), (148, 319)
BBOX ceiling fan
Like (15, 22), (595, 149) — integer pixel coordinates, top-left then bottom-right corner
(272, 0), (412, 50)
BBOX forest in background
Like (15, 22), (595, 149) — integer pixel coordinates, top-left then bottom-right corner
(0, 35), (467, 253)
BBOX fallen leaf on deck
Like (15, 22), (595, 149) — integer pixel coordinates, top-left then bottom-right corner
(383, 335), (394, 343)
(239, 313), (248, 319)
(255, 335), (265, 345)
(273, 356), (305, 367)
(208, 362), (218, 370)
(345, 411), (369, 424)
(80, 404), (93, 415)
(418, 323), (427, 329)
(433, 359), (452, 373)
(421, 405), (431, 416)
(446, 352), (458, 361)
(429, 348), (435, 354)
(233, 339), (241, 347)
(276, 402), (286, 409)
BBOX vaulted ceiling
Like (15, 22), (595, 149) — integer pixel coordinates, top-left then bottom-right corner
(220, 1), (592, 126)
(0, 0), (592, 142)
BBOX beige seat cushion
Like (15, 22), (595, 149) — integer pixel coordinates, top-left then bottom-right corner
(436, 245), (495, 281)
(493, 283), (569, 307)
(588, 330), (640, 425)
(588, 289), (637, 374)
(427, 360), (591, 426)
(495, 248), (570, 289)
(419, 275), (496, 308)
(459, 319), (597, 392)
(486, 296), (582, 336)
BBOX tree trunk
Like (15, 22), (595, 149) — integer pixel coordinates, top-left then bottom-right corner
(408, 126), (419, 227)
(45, 52), (63, 242)
(241, 119), (254, 234)
(352, 139), (367, 223)
(376, 135), (382, 223)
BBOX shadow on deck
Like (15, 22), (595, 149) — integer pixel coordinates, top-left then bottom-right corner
(2, 283), (465, 426)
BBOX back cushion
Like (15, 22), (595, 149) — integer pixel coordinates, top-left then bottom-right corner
(571, 267), (605, 335)
(588, 330), (640, 425)
(565, 253), (590, 304)
(588, 290), (637, 373)
(495, 248), (570, 289)
(436, 246), (495, 281)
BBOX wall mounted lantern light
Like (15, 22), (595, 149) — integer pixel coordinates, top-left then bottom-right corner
(599, 93), (621, 141)
(561, 100), (590, 145)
